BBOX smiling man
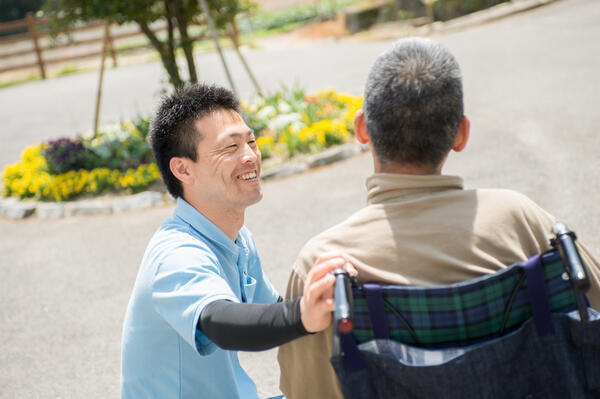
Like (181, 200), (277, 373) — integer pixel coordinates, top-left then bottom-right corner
(120, 84), (346, 399)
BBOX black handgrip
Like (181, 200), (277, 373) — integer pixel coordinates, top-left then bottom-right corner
(333, 268), (353, 334)
(552, 222), (590, 293)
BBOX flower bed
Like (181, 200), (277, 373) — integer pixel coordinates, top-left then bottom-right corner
(1, 87), (362, 202)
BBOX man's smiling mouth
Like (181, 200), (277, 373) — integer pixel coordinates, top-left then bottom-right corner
(238, 171), (258, 181)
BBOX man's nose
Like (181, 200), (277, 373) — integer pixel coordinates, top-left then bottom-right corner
(241, 143), (258, 163)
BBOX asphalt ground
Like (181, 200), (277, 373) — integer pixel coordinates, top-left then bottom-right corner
(1, 0), (599, 397)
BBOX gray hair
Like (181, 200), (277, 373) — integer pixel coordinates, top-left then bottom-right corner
(363, 37), (464, 167)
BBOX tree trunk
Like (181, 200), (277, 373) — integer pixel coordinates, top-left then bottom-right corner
(139, 20), (183, 89)
(164, 0), (177, 76)
(173, 0), (198, 83)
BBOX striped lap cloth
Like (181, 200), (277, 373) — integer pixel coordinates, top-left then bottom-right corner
(350, 250), (578, 348)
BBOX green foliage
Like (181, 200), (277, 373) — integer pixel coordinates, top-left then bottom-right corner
(41, 117), (154, 174)
(236, 0), (359, 34)
(3, 90), (360, 201)
(44, 137), (99, 174)
(243, 86), (362, 161)
(56, 65), (84, 76)
(88, 136), (153, 170)
(42, 0), (256, 89)
(0, 0), (43, 23)
(433, 0), (508, 21)
(204, 0), (256, 28)
(0, 73), (40, 89)
(83, 118), (154, 170)
(43, 0), (159, 25)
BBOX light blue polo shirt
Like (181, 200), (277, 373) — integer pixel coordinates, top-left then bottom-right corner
(121, 198), (279, 399)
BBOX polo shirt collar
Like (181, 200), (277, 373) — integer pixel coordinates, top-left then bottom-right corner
(366, 173), (463, 205)
(174, 197), (240, 256)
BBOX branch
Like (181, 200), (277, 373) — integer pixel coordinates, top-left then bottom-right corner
(138, 20), (165, 56)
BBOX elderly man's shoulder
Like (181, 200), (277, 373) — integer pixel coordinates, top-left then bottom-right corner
(473, 187), (548, 213)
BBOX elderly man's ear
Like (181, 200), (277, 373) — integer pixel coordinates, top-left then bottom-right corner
(354, 109), (369, 144)
(452, 116), (470, 153)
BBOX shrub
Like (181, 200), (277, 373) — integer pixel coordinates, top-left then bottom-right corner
(44, 137), (99, 174)
(243, 86), (362, 160)
(2, 90), (362, 202)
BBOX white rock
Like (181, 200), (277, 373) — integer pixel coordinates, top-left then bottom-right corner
(112, 191), (165, 212)
(65, 200), (112, 217)
(36, 202), (65, 219)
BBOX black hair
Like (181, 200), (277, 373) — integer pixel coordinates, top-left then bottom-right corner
(149, 83), (240, 198)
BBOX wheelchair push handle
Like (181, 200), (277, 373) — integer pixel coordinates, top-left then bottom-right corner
(551, 222), (590, 293)
(333, 268), (354, 334)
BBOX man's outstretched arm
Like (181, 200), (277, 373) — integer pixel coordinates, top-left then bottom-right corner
(198, 255), (350, 351)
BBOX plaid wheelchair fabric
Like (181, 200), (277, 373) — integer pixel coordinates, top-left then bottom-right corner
(350, 250), (578, 347)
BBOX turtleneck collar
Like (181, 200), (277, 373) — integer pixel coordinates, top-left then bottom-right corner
(366, 173), (463, 205)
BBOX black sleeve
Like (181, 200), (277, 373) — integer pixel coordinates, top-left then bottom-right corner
(198, 298), (310, 351)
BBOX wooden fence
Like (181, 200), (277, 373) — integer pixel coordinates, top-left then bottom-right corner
(0, 12), (205, 78)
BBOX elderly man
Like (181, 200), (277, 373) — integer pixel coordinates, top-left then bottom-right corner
(277, 37), (600, 399)
(121, 84), (347, 399)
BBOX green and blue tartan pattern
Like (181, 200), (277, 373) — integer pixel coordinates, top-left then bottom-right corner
(350, 252), (578, 347)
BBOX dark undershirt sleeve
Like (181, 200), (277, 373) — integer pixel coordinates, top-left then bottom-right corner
(198, 298), (310, 351)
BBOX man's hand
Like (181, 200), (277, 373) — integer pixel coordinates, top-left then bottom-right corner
(299, 255), (356, 333)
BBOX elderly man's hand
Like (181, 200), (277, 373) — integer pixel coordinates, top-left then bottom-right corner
(299, 255), (356, 333)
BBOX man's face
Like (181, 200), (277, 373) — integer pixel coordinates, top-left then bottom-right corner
(187, 109), (262, 212)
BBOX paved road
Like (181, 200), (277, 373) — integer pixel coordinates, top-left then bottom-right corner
(1, 0), (600, 397)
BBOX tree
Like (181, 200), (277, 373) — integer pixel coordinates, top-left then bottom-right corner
(43, 0), (255, 89)
(0, 0), (43, 23)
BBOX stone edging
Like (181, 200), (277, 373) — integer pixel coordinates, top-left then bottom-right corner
(0, 143), (368, 220)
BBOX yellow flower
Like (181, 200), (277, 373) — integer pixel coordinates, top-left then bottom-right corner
(256, 136), (274, 148)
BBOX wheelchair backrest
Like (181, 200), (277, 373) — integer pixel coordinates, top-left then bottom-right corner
(348, 249), (578, 348)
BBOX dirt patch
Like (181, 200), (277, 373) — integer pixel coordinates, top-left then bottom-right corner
(257, 0), (324, 12)
(289, 17), (349, 40)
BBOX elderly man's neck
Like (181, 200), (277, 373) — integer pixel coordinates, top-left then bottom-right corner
(377, 159), (444, 175)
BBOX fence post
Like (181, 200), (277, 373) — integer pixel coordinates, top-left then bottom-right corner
(25, 12), (46, 79)
(104, 21), (118, 67)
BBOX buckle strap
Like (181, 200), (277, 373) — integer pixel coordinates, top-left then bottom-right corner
(363, 283), (390, 339)
(522, 254), (555, 336)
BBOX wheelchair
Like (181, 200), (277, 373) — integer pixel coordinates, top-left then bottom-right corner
(331, 222), (600, 399)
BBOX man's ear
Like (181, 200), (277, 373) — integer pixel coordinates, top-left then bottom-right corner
(452, 115), (470, 153)
(354, 109), (370, 144)
(169, 157), (194, 186)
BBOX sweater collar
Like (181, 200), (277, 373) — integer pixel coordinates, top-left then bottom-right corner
(366, 173), (464, 205)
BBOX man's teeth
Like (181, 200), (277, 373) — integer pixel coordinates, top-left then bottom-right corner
(239, 171), (257, 180)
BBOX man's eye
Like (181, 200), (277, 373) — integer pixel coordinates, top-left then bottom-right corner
(248, 140), (256, 146)
(226, 144), (238, 150)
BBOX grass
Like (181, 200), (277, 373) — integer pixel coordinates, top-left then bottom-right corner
(0, 73), (40, 89)
(55, 65), (87, 77)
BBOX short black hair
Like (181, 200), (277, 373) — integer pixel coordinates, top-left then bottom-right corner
(364, 38), (464, 168)
(149, 83), (241, 198)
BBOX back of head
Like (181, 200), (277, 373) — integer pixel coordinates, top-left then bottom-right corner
(150, 83), (240, 198)
(363, 37), (464, 169)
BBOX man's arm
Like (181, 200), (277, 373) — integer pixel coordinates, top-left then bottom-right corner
(199, 298), (307, 351)
(198, 255), (347, 351)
